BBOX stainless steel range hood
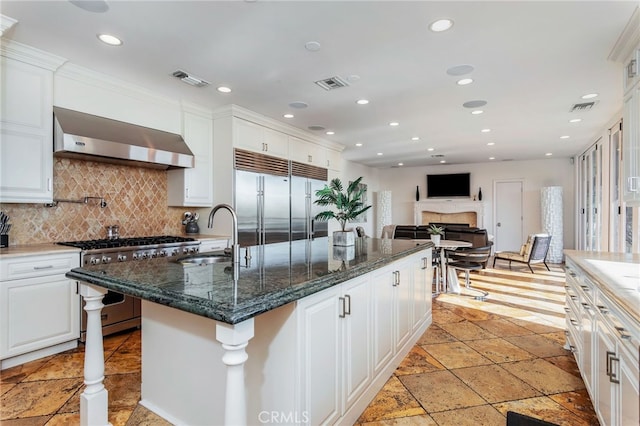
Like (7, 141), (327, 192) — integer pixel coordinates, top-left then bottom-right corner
(53, 107), (194, 169)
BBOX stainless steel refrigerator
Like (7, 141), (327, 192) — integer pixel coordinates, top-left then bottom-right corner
(290, 175), (328, 241)
(290, 161), (328, 241)
(236, 169), (291, 246)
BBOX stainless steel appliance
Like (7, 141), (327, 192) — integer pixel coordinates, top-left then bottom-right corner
(290, 161), (328, 241)
(235, 150), (291, 246)
(58, 235), (200, 341)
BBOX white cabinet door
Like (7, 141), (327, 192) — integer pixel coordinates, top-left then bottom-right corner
(622, 85), (640, 204)
(0, 57), (54, 203)
(371, 266), (395, 376)
(0, 275), (79, 359)
(325, 148), (342, 172)
(289, 136), (321, 166)
(618, 343), (640, 426)
(167, 111), (213, 207)
(595, 318), (616, 426)
(233, 118), (288, 159)
(297, 286), (341, 425)
(341, 276), (371, 410)
(394, 259), (413, 351)
(412, 254), (431, 331)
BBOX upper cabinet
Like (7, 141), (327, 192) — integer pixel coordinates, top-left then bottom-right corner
(233, 117), (288, 159)
(167, 108), (214, 207)
(0, 43), (65, 203)
(610, 7), (640, 205)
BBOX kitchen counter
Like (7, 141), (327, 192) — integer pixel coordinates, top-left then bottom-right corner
(564, 250), (640, 324)
(0, 243), (80, 258)
(67, 237), (432, 324)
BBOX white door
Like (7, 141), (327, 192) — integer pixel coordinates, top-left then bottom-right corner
(493, 180), (523, 252)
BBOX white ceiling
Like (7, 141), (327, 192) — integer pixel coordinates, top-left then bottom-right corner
(1, 1), (637, 168)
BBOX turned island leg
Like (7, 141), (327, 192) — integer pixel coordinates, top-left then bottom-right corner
(79, 284), (110, 426)
(216, 319), (255, 426)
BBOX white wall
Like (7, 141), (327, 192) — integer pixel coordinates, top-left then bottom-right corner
(376, 158), (576, 249)
(333, 160), (381, 237)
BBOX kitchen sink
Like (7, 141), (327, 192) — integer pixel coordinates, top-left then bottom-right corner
(176, 252), (231, 266)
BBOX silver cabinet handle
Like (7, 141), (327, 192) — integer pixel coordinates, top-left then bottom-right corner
(339, 297), (346, 318)
(596, 305), (609, 314)
(33, 265), (54, 270)
(344, 294), (351, 316)
(580, 302), (591, 310)
(615, 326), (632, 340)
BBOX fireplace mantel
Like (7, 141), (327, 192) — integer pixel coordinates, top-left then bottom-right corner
(414, 199), (484, 228)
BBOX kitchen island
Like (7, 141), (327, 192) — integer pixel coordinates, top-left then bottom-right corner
(68, 237), (433, 426)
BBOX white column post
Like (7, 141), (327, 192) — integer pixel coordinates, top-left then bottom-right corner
(79, 283), (110, 426)
(216, 318), (255, 426)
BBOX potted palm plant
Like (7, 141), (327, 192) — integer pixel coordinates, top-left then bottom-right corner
(314, 177), (372, 246)
(427, 224), (445, 244)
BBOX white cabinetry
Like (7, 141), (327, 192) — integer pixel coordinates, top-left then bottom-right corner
(289, 136), (342, 171)
(198, 238), (229, 252)
(297, 249), (431, 425)
(233, 117), (289, 159)
(0, 44), (65, 203)
(297, 276), (371, 425)
(0, 251), (80, 369)
(167, 109), (214, 207)
(564, 257), (639, 426)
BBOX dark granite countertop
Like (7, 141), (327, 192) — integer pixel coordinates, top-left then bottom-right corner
(67, 237), (433, 325)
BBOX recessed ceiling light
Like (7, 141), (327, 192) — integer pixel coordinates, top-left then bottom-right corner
(582, 93), (598, 99)
(569, 118), (582, 123)
(411, 137), (420, 141)
(471, 110), (484, 115)
(398, 162), (404, 166)
(457, 78), (473, 86)
(481, 128), (491, 133)
(283, 114), (294, 119)
(429, 19), (453, 32)
(305, 41), (321, 52)
(217, 86), (232, 93)
(545, 153), (553, 156)
(326, 131), (335, 135)
(487, 142), (495, 146)
(440, 160), (447, 164)
(377, 152), (383, 156)
(97, 34), (122, 46)
(489, 157), (495, 160)
(389, 122), (399, 127)
(355, 143), (363, 147)
(560, 135), (570, 139)
(356, 99), (369, 105)
(427, 148), (435, 152)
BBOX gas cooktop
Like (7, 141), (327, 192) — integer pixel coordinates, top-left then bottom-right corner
(58, 235), (197, 251)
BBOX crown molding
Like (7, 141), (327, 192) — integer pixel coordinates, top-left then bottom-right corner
(0, 39), (66, 71)
(0, 14), (18, 36)
(608, 6), (639, 62)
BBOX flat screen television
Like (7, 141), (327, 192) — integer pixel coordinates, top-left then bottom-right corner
(426, 173), (470, 198)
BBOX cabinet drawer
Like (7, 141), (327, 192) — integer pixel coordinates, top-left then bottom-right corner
(0, 253), (79, 281)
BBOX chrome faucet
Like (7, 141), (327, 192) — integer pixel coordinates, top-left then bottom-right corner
(208, 204), (240, 273)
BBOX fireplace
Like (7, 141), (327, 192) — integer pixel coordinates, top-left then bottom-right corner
(414, 200), (484, 228)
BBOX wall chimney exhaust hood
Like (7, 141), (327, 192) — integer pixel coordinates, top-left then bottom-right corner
(53, 107), (194, 169)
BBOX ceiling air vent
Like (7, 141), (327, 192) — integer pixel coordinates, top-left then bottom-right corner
(315, 76), (349, 91)
(431, 154), (445, 158)
(172, 69), (210, 88)
(569, 101), (598, 113)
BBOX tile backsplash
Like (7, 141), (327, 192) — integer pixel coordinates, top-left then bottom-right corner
(0, 158), (188, 245)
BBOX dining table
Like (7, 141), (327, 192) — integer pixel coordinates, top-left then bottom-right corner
(432, 239), (473, 295)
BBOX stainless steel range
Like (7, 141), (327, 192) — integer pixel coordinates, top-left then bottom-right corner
(58, 235), (201, 341)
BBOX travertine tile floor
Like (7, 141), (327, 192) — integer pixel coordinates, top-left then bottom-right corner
(0, 264), (599, 425)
